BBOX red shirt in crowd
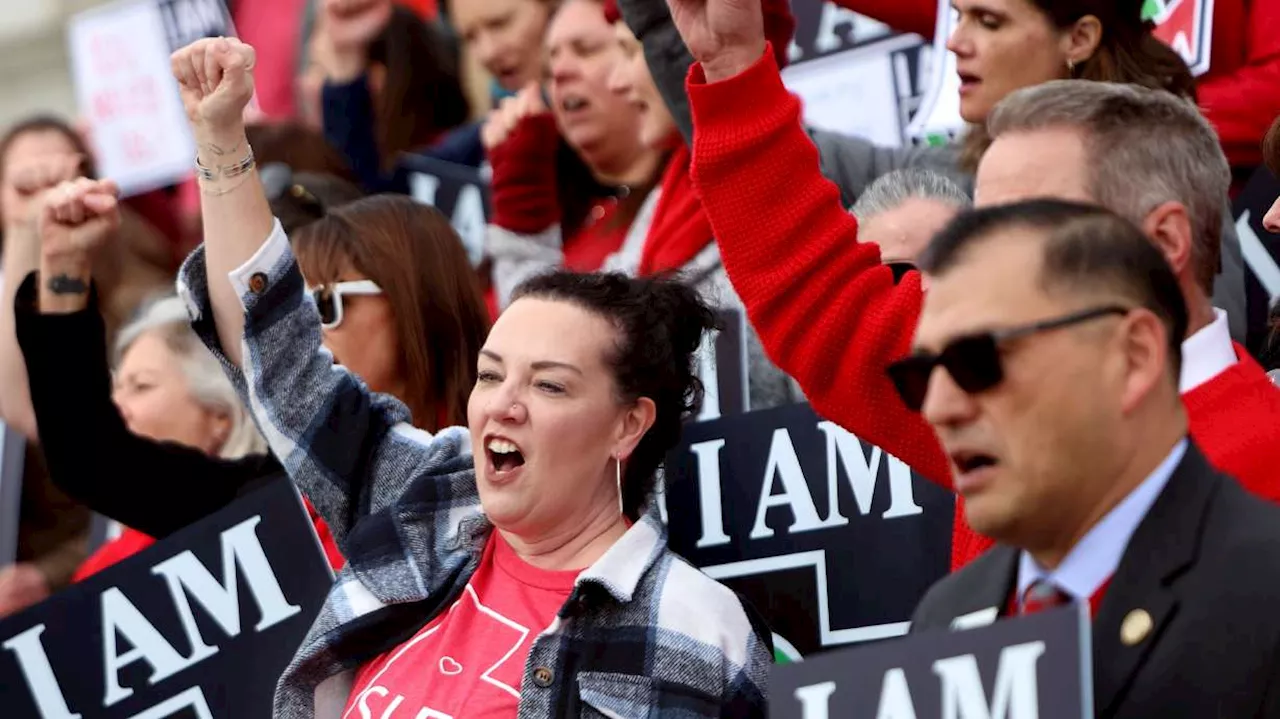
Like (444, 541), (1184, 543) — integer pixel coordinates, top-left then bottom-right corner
(833, 0), (1280, 168)
(343, 534), (577, 719)
(684, 47), (1280, 571)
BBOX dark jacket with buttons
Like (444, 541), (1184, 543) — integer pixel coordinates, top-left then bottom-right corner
(911, 443), (1280, 719)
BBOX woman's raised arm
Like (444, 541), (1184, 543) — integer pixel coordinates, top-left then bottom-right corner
(170, 38), (274, 367)
(169, 38), (479, 547)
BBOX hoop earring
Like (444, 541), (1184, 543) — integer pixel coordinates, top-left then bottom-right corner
(615, 455), (625, 518)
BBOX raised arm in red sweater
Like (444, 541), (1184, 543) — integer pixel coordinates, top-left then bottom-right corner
(686, 48), (955, 485)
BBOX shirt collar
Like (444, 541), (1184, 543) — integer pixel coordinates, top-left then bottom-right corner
(1017, 439), (1188, 602)
(1179, 308), (1237, 393)
(575, 509), (668, 604)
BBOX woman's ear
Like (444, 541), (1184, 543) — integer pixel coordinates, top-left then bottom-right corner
(615, 397), (656, 460)
(1064, 14), (1104, 66)
(207, 412), (234, 454)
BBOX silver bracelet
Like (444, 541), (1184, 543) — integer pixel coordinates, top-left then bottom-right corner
(195, 145), (256, 181)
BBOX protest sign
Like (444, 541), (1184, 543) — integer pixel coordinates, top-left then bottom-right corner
(66, 0), (235, 197)
(696, 308), (750, 421)
(665, 402), (954, 662)
(0, 423), (23, 566)
(398, 156), (492, 268)
(784, 2), (933, 147)
(1231, 168), (1280, 353)
(0, 476), (332, 718)
(769, 605), (1092, 719)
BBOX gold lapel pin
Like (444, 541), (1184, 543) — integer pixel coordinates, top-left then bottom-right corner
(1121, 609), (1153, 646)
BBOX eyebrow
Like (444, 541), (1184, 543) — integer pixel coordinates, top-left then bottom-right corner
(480, 350), (584, 375)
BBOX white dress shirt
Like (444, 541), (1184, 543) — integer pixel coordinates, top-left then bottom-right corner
(1016, 440), (1189, 604)
(1180, 308), (1237, 393)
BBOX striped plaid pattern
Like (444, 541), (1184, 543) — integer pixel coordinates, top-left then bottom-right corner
(177, 222), (772, 719)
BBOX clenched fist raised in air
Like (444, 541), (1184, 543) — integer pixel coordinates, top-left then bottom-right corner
(666, 0), (767, 83)
(37, 178), (121, 312)
(170, 36), (256, 170)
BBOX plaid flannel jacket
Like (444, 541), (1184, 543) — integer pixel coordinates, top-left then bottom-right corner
(177, 222), (773, 719)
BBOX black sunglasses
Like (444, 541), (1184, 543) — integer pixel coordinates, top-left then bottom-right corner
(886, 305), (1131, 412)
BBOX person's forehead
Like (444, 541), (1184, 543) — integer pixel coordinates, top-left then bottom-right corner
(914, 231), (1064, 349)
(545, 0), (607, 46)
(975, 128), (1095, 208)
(486, 298), (612, 367)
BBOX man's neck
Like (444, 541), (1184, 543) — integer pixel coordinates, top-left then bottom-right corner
(1182, 290), (1217, 338)
(1030, 410), (1189, 570)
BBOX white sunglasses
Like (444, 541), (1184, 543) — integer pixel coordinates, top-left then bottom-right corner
(308, 280), (383, 329)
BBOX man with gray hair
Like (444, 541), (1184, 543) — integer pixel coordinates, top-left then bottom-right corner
(961, 80), (1280, 562)
(850, 169), (970, 270)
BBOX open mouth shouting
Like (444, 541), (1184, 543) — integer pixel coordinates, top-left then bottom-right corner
(485, 434), (527, 482)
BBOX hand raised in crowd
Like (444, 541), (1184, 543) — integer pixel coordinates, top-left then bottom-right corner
(170, 37), (256, 139)
(665, 0), (767, 82)
(37, 178), (121, 313)
(4, 153), (86, 231)
(38, 178), (121, 265)
(481, 83), (551, 150)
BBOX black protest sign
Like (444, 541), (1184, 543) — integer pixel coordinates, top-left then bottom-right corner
(157, 0), (234, 51)
(1230, 168), (1280, 354)
(665, 402), (953, 661)
(0, 476), (332, 719)
(398, 156), (492, 268)
(770, 605), (1091, 719)
(695, 308), (749, 421)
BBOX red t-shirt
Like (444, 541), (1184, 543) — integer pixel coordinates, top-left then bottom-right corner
(343, 534), (578, 718)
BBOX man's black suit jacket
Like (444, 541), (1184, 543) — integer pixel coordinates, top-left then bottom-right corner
(911, 442), (1280, 718)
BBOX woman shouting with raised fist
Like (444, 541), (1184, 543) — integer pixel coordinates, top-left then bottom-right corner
(171, 36), (771, 718)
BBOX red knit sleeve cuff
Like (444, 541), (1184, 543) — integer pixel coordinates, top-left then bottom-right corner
(488, 113), (563, 233)
(687, 43), (790, 129)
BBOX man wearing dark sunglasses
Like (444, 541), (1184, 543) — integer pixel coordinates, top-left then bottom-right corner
(906, 199), (1280, 718)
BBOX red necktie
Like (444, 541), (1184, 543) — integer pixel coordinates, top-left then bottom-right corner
(1020, 579), (1071, 615)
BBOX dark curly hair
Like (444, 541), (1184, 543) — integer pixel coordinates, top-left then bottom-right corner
(510, 271), (717, 518)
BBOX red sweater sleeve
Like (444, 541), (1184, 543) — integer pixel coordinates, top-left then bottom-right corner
(830, 0), (938, 40)
(487, 114), (563, 233)
(686, 48), (951, 487)
(1197, 0), (1280, 167)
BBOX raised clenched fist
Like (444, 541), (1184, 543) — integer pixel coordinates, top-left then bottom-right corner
(481, 83), (551, 150)
(170, 37), (257, 132)
(4, 153), (86, 229)
(38, 178), (121, 267)
(666, 0), (767, 82)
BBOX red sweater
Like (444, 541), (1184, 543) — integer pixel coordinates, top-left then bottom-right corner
(686, 49), (1280, 571)
(834, 0), (1280, 167)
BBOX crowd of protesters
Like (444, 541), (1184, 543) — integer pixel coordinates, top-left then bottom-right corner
(1, 0), (1279, 715)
